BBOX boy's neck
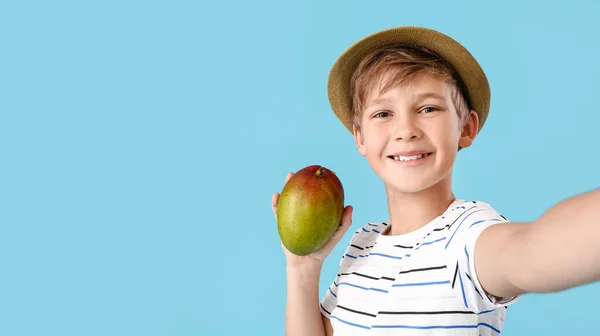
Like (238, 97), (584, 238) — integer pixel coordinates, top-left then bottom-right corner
(383, 176), (456, 236)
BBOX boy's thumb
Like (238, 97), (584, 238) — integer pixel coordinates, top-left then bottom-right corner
(339, 205), (353, 232)
(323, 206), (353, 251)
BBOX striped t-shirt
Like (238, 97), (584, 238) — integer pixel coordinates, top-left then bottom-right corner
(320, 199), (519, 335)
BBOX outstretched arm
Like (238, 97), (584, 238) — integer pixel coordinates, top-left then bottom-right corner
(475, 188), (600, 299)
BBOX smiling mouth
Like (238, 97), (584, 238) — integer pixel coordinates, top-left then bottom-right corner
(388, 153), (433, 162)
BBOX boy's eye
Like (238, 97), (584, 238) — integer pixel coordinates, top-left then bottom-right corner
(373, 111), (390, 118)
(420, 106), (439, 114)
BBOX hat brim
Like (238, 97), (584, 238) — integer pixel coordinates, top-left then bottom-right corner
(327, 26), (490, 134)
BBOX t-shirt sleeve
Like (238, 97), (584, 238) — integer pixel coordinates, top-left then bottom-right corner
(445, 204), (520, 313)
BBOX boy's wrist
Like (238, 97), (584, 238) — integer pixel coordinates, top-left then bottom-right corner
(286, 262), (322, 289)
(286, 261), (323, 272)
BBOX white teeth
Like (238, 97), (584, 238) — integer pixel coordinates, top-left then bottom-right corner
(393, 153), (428, 161)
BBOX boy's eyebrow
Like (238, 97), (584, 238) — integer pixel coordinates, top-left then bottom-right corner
(413, 92), (447, 101)
(366, 92), (447, 109)
(365, 97), (392, 109)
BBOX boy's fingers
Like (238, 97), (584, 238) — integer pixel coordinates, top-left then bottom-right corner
(343, 205), (353, 225)
(331, 205), (353, 240)
(272, 192), (280, 218)
(285, 172), (293, 183)
(341, 205), (353, 232)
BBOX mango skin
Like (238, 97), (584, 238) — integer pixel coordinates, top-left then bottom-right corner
(277, 165), (345, 256)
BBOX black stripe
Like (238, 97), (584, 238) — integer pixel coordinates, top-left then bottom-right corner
(448, 205), (477, 229)
(320, 303), (331, 315)
(434, 203), (474, 230)
(366, 222), (388, 227)
(398, 265), (447, 275)
(431, 206), (476, 232)
(451, 262), (458, 289)
(337, 304), (377, 317)
(432, 220), (462, 231)
(339, 272), (395, 281)
(394, 244), (413, 249)
(420, 202), (474, 234)
(465, 272), (484, 299)
(346, 244), (373, 250)
(378, 310), (475, 315)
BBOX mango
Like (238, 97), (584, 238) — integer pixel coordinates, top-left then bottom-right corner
(277, 165), (345, 256)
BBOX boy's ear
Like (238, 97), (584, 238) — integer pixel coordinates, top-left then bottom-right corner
(353, 124), (367, 156)
(458, 110), (479, 149)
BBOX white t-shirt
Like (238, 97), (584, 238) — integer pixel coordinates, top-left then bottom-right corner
(320, 199), (519, 335)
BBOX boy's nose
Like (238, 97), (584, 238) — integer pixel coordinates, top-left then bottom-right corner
(393, 117), (422, 141)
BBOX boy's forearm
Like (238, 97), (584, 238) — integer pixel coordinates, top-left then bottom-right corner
(285, 264), (327, 336)
(510, 188), (600, 293)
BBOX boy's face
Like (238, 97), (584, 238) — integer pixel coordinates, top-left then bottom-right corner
(353, 71), (479, 194)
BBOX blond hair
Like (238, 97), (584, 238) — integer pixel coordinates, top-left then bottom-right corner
(350, 44), (470, 131)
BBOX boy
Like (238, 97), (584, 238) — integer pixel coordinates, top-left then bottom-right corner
(271, 26), (600, 335)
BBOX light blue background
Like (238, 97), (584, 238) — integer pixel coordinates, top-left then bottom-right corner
(2, 0), (599, 335)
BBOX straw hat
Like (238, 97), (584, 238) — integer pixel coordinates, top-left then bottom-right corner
(327, 26), (490, 134)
